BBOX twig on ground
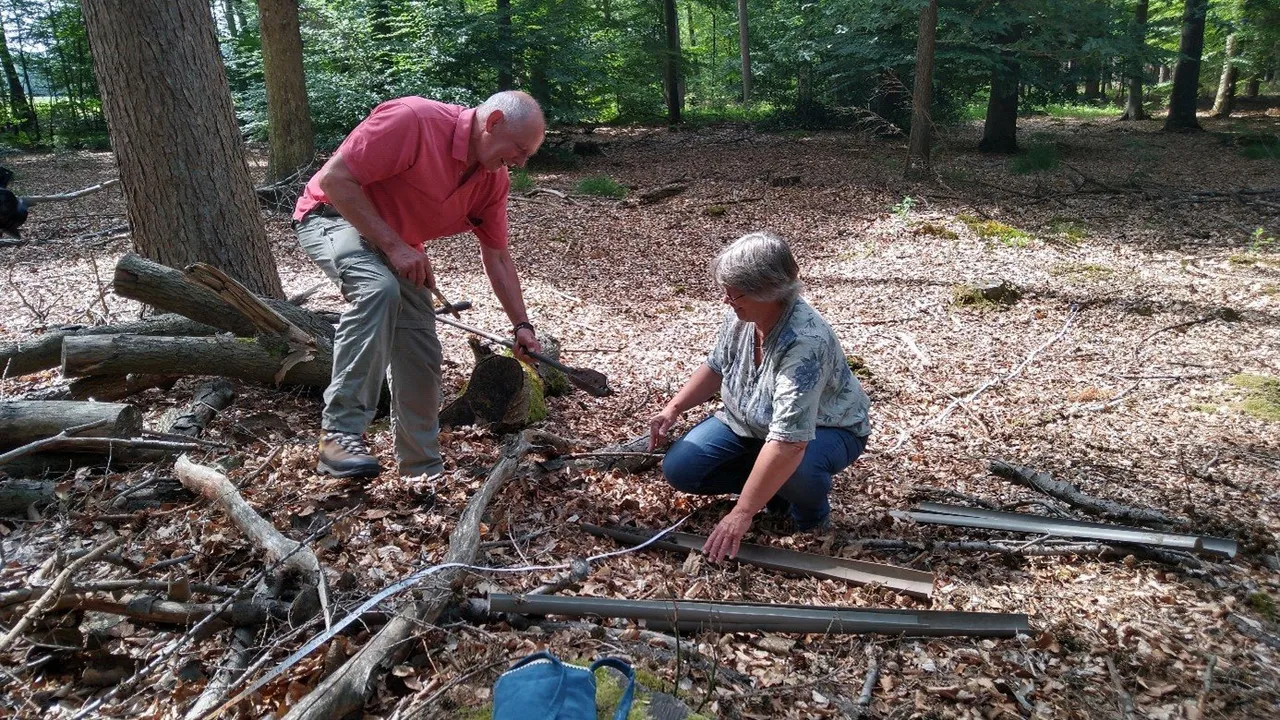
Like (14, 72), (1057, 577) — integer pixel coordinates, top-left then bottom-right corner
(1196, 655), (1217, 716)
(853, 644), (881, 717)
(0, 535), (125, 654)
(23, 178), (121, 204)
(1106, 657), (1135, 720)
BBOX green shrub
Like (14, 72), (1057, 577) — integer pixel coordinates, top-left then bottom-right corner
(575, 176), (627, 198)
(1011, 143), (1061, 174)
(510, 168), (534, 192)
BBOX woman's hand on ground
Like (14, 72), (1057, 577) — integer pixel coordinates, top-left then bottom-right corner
(703, 507), (753, 563)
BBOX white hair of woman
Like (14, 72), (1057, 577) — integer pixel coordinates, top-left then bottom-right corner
(710, 231), (803, 305)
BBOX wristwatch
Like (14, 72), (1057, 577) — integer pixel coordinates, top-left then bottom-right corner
(513, 321), (536, 336)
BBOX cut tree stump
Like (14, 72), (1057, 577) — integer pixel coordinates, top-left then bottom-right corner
(112, 253), (335, 342)
(0, 401), (142, 451)
(440, 339), (547, 431)
(0, 314), (217, 379)
(62, 335), (332, 388)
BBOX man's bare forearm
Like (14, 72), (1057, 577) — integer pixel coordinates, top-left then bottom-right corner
(316, 155), (405, 254)
(480, 245), (531, 326)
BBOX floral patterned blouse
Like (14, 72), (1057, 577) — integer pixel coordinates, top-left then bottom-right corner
(706, 298), (871, 443)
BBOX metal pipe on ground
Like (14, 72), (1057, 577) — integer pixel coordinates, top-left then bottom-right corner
(581, 523), (934, 599)
(485, 594), (1030, 638)
(914, 502), (1235, 558)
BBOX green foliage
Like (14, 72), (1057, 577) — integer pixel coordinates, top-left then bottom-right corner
(1228, 373), (1280, 421)
(510, 168), (534, 192)
(1047, 218), (1089, 244)
(891, 195), (916, 221)
(1037, 103), (1119, 119)
(575, 175), (627, 198)
(1011, 143), (1061, 174)
(915, 222), (959, 239)
(1249, 591), (1278, 622)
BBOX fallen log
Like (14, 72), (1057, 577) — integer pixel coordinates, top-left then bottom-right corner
(161, 380), (235, 438)
(989, 460), (1174, 525)
(0, 314), (217, 378)
(279, 429), (571, 720)
(0, 480), (54, 516)
(175, 456), (323, 595)
(112, 253), (335, 342)
(68, 373), (178, 402)
(0, 401), (141, 451)
(0, 594), (283, 628)
(62, 335), (332, 388)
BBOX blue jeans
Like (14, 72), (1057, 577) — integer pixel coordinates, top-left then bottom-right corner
(662, 416), (868, 530)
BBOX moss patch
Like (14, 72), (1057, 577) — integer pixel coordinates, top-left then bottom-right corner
(1248, 592), (1278, 622)
(1047, 218), (1088, 244)
(1228, 373), (1280, 421)
(846, 354), (873, 379)
(958, 214), (1033, 248)
(915, 222), (958, 239)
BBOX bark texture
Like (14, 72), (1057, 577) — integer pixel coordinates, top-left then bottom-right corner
(80, 0), (284, 297)
(906, 0), (938, 178)
(1164, 0), (1209, 132)
(1211, 33), (1239, 118)
(258, 0), (314, 181)
(62, 335), (332, 388)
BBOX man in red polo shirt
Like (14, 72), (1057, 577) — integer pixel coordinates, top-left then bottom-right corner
(294, 91), (545, 479)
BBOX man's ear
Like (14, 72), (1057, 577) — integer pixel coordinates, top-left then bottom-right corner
(484, 109), (505, 132)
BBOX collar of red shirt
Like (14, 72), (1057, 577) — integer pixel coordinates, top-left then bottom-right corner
(451, 108), (475, 165)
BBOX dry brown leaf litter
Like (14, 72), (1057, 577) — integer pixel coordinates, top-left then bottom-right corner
(0, 111), (1277, 719)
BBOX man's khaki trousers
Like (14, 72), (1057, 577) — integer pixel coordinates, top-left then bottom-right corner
(296, 212), (443, 477)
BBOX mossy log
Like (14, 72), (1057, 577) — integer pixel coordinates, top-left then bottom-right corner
(440, 339), (549, 432)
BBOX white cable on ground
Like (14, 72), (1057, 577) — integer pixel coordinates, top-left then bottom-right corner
(214, 513), (692, 712)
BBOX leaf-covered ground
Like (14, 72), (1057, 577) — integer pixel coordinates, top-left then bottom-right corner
(1, 108), (1278, 719)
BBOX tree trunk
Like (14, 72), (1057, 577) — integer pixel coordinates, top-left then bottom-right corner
(80, 0), (284, 298)
(68, 373), (178, 402)
(0, 401), (143, 451)
(1120, 0), (1150, 121)
(979, 51), (1019, 154)
(1211, 33), (1239, 118)
(1245, 75), (1260, 98)
(496, 0), (513, 90)
(686, 2), (695, 46)
(258, 0), (314, 182)
(224, 0), (238, 37)
(112, 253), (335, 343)
(62, 334), (333, 388)
(663, 0), (681, 125)
(905, 0), (938, 179)
(0, 313), (218, 378)
(1158, 64), (1171, 83)
(0, 18), (36, 134)
(1164, 0), (1208, 132)
(737, 0), (750, 103)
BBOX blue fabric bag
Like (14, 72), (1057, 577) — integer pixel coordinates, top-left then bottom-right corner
(492, 650), (635, 720)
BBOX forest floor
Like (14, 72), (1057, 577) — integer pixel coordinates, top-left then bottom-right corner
(1, 106), (1279, 720)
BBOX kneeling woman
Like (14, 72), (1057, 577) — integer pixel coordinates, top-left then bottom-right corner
(649, 232), (871, 562)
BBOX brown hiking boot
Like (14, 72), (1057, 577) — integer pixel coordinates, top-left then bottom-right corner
(317, 431), (381, 478)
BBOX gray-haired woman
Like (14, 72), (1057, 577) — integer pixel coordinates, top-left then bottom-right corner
(648, 232), (871, 562)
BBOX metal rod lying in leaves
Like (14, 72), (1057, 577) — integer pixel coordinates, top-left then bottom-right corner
(582, 523), (935, 599)
(910, 503), (1236, 559)
(486, 594), (1030, 638)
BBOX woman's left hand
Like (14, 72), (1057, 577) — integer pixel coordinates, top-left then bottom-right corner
(703, 507), (754, 563)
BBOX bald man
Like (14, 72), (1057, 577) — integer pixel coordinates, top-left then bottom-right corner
(294, 91), (546, 479)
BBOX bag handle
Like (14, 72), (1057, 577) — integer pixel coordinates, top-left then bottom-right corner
(506, 651), (569, 717)
(590, 657), (636, 720)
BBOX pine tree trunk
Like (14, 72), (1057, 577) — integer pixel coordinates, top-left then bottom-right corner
(1164, 0), (1208, 132)
(663, 0), (681, 125)
(979, 50), (1019, 154)
(906, 0), (938, 179)
(497, 0), (513, 90)
(1158, 65), (1171, 83)
(737, 0), (750, 103)
(80, 0), (284, 298)
(1120, 0), (1149, 121)
(0, 18), (36, 134)
(224, 0), (239, 37)
(1211, 33), (1239, 118)
(259, 0), (314, 181)
(1245, 75), (1260, 98)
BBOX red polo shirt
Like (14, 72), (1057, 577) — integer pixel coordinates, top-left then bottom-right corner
(294, 97), (510, 251)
